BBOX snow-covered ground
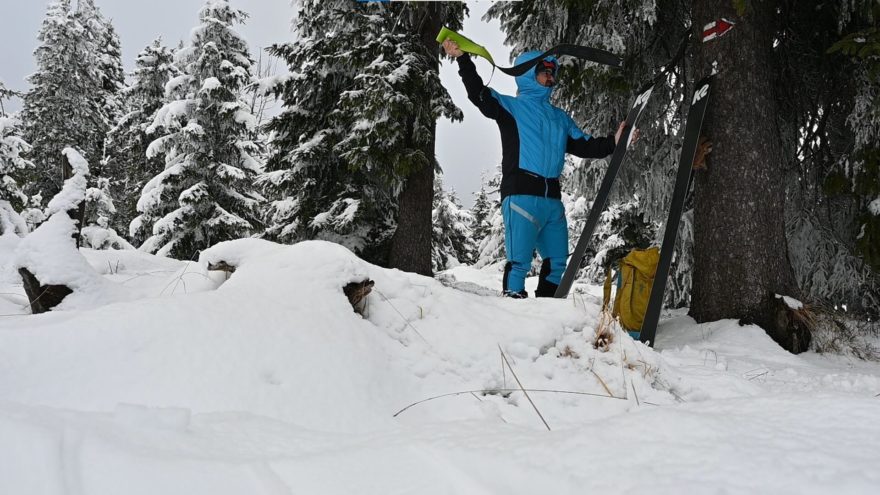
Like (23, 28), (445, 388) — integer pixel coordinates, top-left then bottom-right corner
(1, 237), (879, 494)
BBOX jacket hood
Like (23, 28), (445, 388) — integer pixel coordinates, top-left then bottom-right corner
(514, 50), (556, 102)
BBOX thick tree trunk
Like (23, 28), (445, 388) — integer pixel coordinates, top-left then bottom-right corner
(690, 1), (809, 352)
(387, 8), (443, 277)
(389, 153), (435, 276)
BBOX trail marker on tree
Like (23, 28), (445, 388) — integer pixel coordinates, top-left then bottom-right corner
(702, 19), (735, 43)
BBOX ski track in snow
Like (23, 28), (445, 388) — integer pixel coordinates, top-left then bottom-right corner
(0, 238), (879, 494)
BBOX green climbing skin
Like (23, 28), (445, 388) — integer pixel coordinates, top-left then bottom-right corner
(436, 27), (495, 65)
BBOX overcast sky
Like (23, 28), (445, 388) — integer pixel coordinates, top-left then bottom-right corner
(0, 0), (516, 208)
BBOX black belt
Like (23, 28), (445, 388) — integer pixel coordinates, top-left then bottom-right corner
(500, 169), (561, 200)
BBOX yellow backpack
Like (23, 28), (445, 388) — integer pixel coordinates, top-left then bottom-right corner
(602, 247), (659, 333)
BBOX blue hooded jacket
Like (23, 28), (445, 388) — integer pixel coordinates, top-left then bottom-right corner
(457, 50), (616, 199)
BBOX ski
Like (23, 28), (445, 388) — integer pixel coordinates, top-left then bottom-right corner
(554, 85), (655, 298)
(638, 76), (713, 346)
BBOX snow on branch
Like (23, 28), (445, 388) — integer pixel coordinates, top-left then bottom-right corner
(45, 148), (89, 217)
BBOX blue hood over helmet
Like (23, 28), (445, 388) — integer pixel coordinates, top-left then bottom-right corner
(482, 48), (587, 182)
(514, 50), (556, 102)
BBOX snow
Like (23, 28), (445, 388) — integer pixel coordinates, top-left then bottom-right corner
(232, 108), (257, 130)
(147, 100), (193, 134)
(11, 213), (130, 310)
(869, 196), (880, 216)
(164, 74), (192, 97)
(0, 239), (878, 493)
(776, 293), (805, 310)
(0, 200), (28, 237)
(254, 73), (292, 95)
(80, 225), (135, 251)
(201, 76), (221, 91)
(45, 148), (89, 217)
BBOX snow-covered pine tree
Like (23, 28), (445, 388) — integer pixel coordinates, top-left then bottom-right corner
(0, 81), (16, 116)
(431, 176), (475, 272)
(20, 0), (121, 205)
(137, 0), (262, 259)
(469, 182), (492, 246)
(260, 0), (464, 270)
(77, 0), (125, 145)
(0, 114), (33, 237)
(788, 7), (880, 315)
(472, 170), (505, 269)
(260, 2), (391, 258)
(82, 176), (133, 250)
(575, 195), (657, 282)
(827, 12), (880, 264)
(104, 39), (179, 245)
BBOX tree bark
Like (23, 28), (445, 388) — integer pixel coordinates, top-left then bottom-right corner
(690, 1), (809, 352)
(387, 8), (443, 277)
(19, 268), (72, 314)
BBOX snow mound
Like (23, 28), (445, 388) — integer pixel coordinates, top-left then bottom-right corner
(1, 239), (878, 493)
(12, 214), (136, 310)
(1, 239), (684, 430)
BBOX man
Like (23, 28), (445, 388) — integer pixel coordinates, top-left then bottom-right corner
(443, 39), (636, 298)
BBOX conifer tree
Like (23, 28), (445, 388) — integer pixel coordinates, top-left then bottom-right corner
(472, 171), (505, 269)
(261, 1), (464, 270)
(432, 176), (474, 271)
(82, 176), (133, 250)
(469, 183), (492, 246)
(105, 39), (179, 245)
(0, 113), (32, 236)
(136, 0), (262, 259)
(20, 0), (122, 204)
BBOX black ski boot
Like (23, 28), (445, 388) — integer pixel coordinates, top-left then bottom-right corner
(535, 259), (558, 297)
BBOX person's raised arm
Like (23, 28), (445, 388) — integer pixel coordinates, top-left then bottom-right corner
(443, 39), (502, 120)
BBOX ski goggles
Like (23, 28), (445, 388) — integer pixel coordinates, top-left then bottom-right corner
(534, 59), (558, 77)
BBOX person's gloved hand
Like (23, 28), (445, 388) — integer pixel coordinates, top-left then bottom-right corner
(442, 39), (463, 58)
(693, 136), (712, 170)
(614, 121), (641, 146)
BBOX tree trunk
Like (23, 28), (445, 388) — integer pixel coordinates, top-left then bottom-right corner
(690, 1), (809, 352)
(62, 152), (86, 247)
(387, 8), (442, 277)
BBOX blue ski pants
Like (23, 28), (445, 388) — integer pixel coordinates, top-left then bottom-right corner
(502, 195), (568, 293)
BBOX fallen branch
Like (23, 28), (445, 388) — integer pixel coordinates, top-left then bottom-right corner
(392, 387), (627, 418)
(498, 345), (550, 431)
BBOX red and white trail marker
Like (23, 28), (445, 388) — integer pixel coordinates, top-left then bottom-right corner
(702, 18), (735, 42)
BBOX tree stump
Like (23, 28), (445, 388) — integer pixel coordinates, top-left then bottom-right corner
(207, 261), (236, 274)
(770, 297), (813, 354)
(343, 279), (375, 316)
(18, 268), (73, 314)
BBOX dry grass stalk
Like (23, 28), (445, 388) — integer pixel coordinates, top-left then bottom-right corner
(590, 368), (615, 398)
(594, 309), (616, 351)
